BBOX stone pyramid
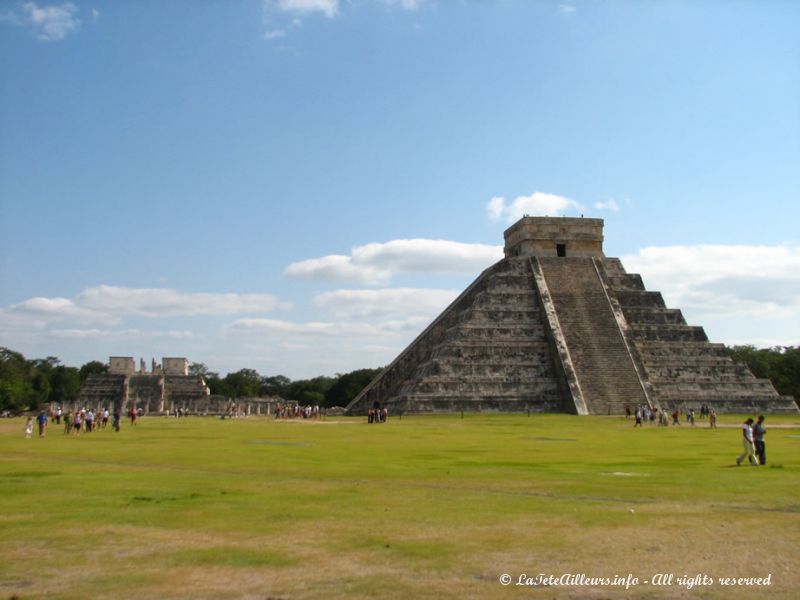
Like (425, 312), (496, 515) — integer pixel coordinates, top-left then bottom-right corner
(345, 217), (797, 415)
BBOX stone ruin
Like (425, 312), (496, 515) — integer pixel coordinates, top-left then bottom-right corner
(77, 356), (212, 415)
(74, 356), (281, 417)
(345, 217), (798, 416)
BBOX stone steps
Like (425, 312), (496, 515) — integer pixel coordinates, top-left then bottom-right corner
(623, 308), (686, 325)
(628, 325), (708, 342)
(394, 392), (563, 413)
(614, 290), (667, 309)
(346, 257), (564, 414)
(607, 269), (782, 411)
(634, 341), (729, 357)
(538, 257), (647, 415)
(77, 374), (127, 409)
(644, 370), (755, 382)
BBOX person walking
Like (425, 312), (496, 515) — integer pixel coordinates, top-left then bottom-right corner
(36, 410), (48, 438)
(25, 417), (33, 438)
(85, 409), (95, 433)
(736, 418), (759, 466)
(752, 415), (767, 466)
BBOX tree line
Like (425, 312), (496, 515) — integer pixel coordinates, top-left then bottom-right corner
(187, 362), (382, 408)
(725, 345), (800, 401)
(0, 346), (381, 413)
(2, 345), (798, 414)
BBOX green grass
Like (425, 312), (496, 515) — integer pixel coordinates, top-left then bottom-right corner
(1, 413), (798, 599)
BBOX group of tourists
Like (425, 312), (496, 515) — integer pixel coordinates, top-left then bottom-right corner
(62, 407), (120, 434)
(628, 404), (717, 428)
(273, 403), (321, 419)
(21, 401), (771, 468)
(736, 415), (767, 466)
(627, 405), (769, 467)
(23, 405), (145, 438)
(368, 404), (388, 423)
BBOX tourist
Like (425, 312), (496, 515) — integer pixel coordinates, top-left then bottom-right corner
(73, 411), (82, 435)
(688, 409), (695, 426)
(736, 418), (759, 466)
(671, 409), (680, 426)
(85, 409), (95, 433)
(129, 407), (137, 426)
(36, 410), (48, 437)
(753, 415), (767, 466)
(63, 411), (72, 434)
(709, 409), (717, 429)
(102, 407), (110, 429)
(112, 411), (121, 432)
(634, 406), (643, 427)
(25, 416), (33, 438)
(55, 406), (62, 425)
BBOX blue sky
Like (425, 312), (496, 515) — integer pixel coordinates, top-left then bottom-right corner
(1, 0), (798, 378)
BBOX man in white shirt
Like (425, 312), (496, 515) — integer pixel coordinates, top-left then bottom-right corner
(736, 418), (759, 466)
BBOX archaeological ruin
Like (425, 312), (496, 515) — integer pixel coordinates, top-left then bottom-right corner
(76, 356), (267, 415)
(345, 217), (798, 416)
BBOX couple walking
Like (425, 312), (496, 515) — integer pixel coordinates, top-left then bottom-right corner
(736, 416), (766, 466)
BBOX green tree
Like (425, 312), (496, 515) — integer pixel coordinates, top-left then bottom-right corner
(0, 348), (35, 412)
(189, 362), (218, 378)
(260, 375), (290, 397)
(283, 376), (335, 405)
(324, 367), (382, 407)
(79, 360), (108, 382)
(727, 345), (800, 401)
(204, 372), (229, 397)
(48, 366), (81, 406)
(223, 369), (262, 398)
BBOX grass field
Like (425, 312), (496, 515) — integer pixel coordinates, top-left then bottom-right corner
(1, 412), (799, 599)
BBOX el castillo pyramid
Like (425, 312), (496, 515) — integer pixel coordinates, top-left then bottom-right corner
(345, 217), (798, 415)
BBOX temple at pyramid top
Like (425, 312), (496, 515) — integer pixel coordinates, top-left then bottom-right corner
(504, 216), (605, 258)
(346, 216), (797, 416)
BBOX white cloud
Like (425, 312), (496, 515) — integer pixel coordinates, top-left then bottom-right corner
(13, 2), (81, 41)
(228, 318), (418, 338)
(383, 0), (427, 9)
(487, 192), (584, 223)
(271, 0), (338, 17)
(1, 297), (119, 328)
(622, 244), (800, 326)
(353, 239), (501, 272)
(558, 4), (576, 15)
(314, 288), (459, 319)
(91, 8), (99, 22)
(285, 254), (391, 285)
(595, 199), (620, 212)
(261, 0), (337, 41)
(263, 28), (287, 40)
(76, 285), (291, 317)
(285, 239), (502, 284)
(49, 328), (194, 340)
(0, 285), (290, 334)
